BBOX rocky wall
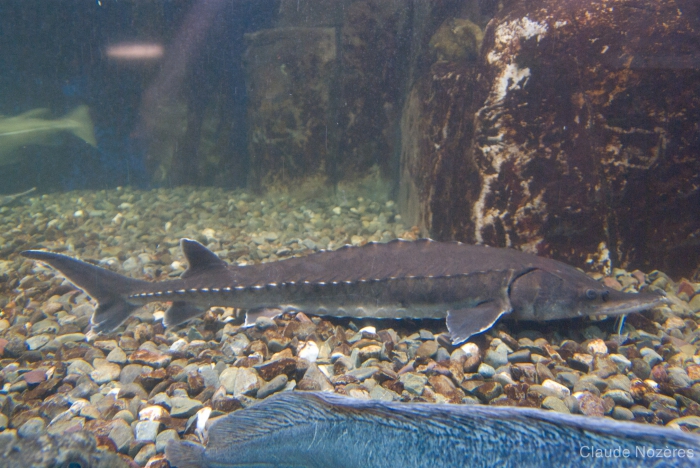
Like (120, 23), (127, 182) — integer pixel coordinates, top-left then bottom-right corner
(399, 0), (700, 279)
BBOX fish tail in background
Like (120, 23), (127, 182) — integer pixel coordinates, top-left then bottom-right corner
(165, 440), (206, 468)
(21, 250), (149, 332)
(64, 105), (97, 147)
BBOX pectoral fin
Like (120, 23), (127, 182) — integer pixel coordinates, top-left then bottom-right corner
(446, 300), (512, 344)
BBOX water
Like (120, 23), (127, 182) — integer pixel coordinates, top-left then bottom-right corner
(0, 1), (699, 467)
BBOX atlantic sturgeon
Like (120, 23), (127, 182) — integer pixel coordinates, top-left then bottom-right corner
(165, 391), (700, 468)
(21, 238), (668, 344)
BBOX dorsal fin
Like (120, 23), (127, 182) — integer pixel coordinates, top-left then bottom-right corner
(180, 238), (227, 278)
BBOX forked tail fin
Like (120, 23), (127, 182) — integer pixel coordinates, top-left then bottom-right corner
(63, 105), (97, 147)
(21, 250), (149, 333)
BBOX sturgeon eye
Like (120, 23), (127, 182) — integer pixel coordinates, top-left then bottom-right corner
(585, 289), (597, 300)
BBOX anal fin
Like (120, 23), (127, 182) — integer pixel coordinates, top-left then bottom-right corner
(244, 308), (283, 327)
(446, 300), (512, 345)
(164, 302), (206, 328)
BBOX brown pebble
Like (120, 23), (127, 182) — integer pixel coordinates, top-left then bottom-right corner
(577, 391), (606, 417)
(650, 365), (668, 383)
(463, 354), (480, 373)
(135, 368), (168, 392)
(23, 369), (47, 385)
(629, 379), (653, 401)
(429, 375), (465, 403)
(677, 280), (696, 297)
(686, 365), (700, 382)
(602, 277), (623, 290)
(473, 381), (503, 402)
(416, 341), (438, 360)
(23, 377), (61, 400)
(248, 340), (269, 360)
(254, 357), (297, 380)
(128, 348), (171, 369)
(187, 373), (206, 397)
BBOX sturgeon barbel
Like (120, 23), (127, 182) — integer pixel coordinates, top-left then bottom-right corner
(21, 238), (668, 344)
(166, 391), (700, 468)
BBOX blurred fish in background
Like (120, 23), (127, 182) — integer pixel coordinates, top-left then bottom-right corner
(0, 105), (96, 166)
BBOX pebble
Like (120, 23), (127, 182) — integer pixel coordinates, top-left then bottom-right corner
(257, 374), (288, 399)
(91, 359), (121, 384)
(609, 354), (631, 372)
(575, 391), (607, 417)
(25, 334), (50, 350)
(109, 418), (135, 453)
(668, 367), (692, 388)
(399, 372), (428, 395)
(297, 364), (334, 392)
(542, 396), (570, 413)
(170, 397), (204, 418)
(507, 349), (531, 363)
(542, 379), (571, 399)
(18, 417), (46, 438)
(55, 333), (86, 344)
(416, 340), (438, 359)
(135, 443), (157, 466)
(67, 359), (94, 376)
(603, 389), (634, 407)
(220, 367), (260, 396)
(640, 348), (663, 367)
(473, 382), (502, 402)
(135, 420), (161, 442)
(483, 348), (508, 369)
(477, 363), (495, 378)
(586, 339), (608, 355)
(612, 407), (634, 421)
(155, 429), (179, 454)
(370, 385), (399, 402)
(107, 347), (128, 365)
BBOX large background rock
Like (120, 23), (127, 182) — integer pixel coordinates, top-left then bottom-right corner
(398, 0), (700, 279)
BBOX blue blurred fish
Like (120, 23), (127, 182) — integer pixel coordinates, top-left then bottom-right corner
(166, 391), (700, 468)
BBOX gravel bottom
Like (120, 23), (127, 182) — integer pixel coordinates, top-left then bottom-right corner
(1, 177), (700, 467)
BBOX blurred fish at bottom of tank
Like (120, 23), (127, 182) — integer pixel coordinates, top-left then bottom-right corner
(0, 105), (97, 165)
(167, 392), (700, 468)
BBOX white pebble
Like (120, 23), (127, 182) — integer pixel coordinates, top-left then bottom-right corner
(332, 207), (341, 215)
(170, 339), (188, 352)
(139, 405), (168, 421)
(644, 379), (660, 391)
(460, 342), (480, 357)
(359, 326), (376, 334)
(298, 341), (319, 363)
(586, 339), (608, 355)
(73, 210), (84, 218)
(542, 379), (571, 398)
(201, 228), (217, 241)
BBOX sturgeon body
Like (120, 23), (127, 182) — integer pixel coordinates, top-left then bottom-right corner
(22, 238), (668, 344)
(165, 391), (700, 468)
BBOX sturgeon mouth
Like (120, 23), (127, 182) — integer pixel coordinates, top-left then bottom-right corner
(594, 290), (670, 317)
